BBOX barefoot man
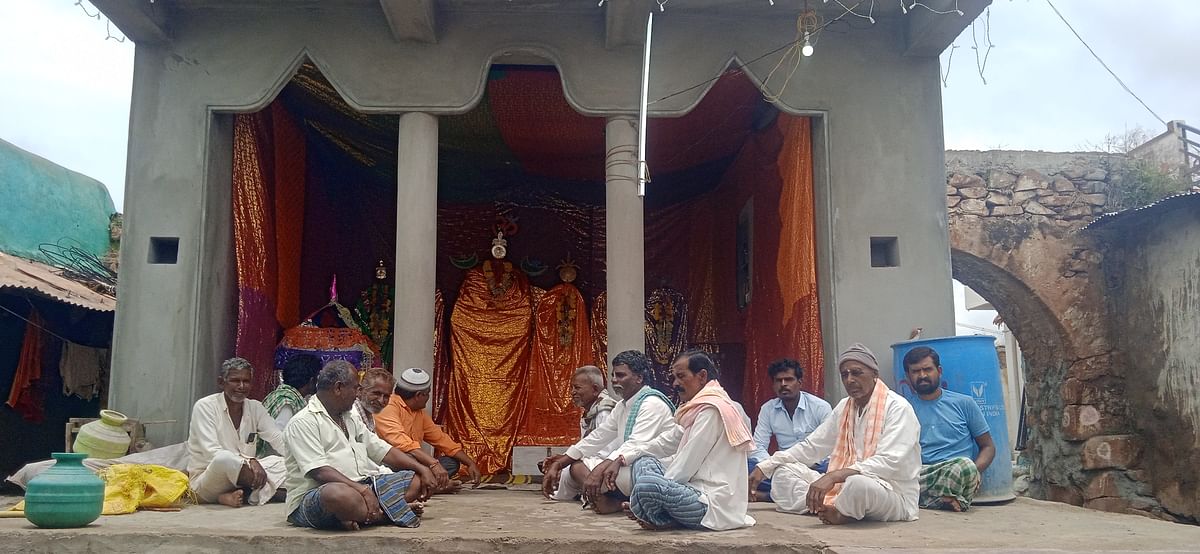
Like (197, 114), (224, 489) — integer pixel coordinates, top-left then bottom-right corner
(187, 357), (288, 507)
(750, 344), (921, 525)
(374, 367), (482, 492)
(903, 346), (994, 512)
(284, 361), (436, 530)
(541, 352), (675, 513)
(597, 350), (756, 531)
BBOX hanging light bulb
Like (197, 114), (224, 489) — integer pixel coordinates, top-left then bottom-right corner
(801, 33), (814, 57)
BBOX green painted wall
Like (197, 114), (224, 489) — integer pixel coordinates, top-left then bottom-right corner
(0, 139), (116, 260)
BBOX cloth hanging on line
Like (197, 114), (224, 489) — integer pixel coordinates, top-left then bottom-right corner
(6, 310), (45, 423)
(60, 342), (107, 401)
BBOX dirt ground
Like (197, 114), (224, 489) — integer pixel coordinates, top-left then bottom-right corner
(2, 489), (1198, 553)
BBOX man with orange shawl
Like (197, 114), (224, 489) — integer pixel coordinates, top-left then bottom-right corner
(597, 350), (756, 531)
(750, 343), (921, 524)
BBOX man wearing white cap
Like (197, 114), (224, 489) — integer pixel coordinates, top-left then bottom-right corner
(375, 367), (483, 491)
(749, 343), (922, 525)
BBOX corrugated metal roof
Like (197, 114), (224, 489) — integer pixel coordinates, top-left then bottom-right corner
(1083, 190), (1200, 230)
(0, 252), (115, 312)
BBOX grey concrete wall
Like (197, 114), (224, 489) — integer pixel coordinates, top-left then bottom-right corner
(1105, 205), (1200, 521)
(1128, 121), (1187, 176)
(109, 7), (954, 438)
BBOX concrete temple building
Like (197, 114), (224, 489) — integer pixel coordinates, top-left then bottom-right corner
(94, 0), (985, 452)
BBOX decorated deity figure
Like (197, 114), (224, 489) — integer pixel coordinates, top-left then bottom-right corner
(352, 260), (394, 367)
(518, 257), (594, 446)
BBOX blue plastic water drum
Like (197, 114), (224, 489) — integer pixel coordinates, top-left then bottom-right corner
(891, 335), (1015, 503)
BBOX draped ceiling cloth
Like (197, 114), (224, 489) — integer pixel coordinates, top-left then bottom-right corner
(518, 283), (594, 446)
(446, 259), (534, 475)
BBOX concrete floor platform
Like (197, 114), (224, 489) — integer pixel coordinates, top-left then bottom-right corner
(2, 490), (1198, 553)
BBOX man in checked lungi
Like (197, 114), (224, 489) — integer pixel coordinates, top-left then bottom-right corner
(902, 346), (996, 512)
(283, 360), (438, 530)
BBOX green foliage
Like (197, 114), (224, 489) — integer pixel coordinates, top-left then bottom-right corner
(1108, 159), (1186, 211)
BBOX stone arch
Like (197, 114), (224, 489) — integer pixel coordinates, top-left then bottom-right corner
(945, 152), (1164, 517)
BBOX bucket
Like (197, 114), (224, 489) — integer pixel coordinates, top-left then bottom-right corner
(891, 335), (1014, 503)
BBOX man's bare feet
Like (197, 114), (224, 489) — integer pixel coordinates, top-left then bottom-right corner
(816, 504), (855, 525)
(750, 490), (771, 502)
(216, 489), (244, 508)
(338, 520), (360, 531)
(620, 501), (679, 531)
(436, 480), (464, 495)
(941, 496), (963, 512)
(411, 501), (425, 516)
(592, 494), (623, 514)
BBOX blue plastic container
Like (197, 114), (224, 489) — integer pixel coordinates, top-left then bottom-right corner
(891, 335), (1014, 503)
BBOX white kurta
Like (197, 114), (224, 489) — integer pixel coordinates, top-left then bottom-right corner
(186, 392), (288, 505)
(614, 406), (756, 531)
(554, 389), (675, 499)
(284, 395), (394, 515)
(756, 389), (922, 522)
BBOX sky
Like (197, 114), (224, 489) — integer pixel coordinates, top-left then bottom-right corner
(0, 1), (1194, 330)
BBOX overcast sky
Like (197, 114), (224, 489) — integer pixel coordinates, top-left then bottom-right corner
(0, 1), (1193, 331)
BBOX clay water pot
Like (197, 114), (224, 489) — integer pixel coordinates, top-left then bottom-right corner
(73, 410), (131, 459)
(24, 452), (104, 528)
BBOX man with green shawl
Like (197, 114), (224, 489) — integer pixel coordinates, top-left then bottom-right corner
(541, 350), (676, 514)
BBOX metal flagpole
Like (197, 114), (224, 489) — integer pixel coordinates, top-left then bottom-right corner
(637, 11), (653, 197)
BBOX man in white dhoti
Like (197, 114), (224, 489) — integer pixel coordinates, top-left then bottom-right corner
(541, 351), (675, 513)
(187, 357), (288, 507)
(750, 343), (922, 524)
(597, 350), (756, 531)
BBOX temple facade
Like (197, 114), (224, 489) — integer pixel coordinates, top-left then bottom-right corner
(95, 0), (985, 445)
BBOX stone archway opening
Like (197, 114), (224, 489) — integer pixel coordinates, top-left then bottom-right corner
(950, 246), (1076, 500)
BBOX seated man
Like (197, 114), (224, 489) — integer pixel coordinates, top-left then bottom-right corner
(284, 360), (436, 531)
(902, 346), (995, 512)
(374, 367), (482, 490)
(351, 367), (395, 434)
(749, 358), (833, 501)
(187, 357), (288, 508)
(263, 354), (321, 428)
(750, 344), (921, 525)
(599, 350), (756, 531)
(573, 365), (618, 440)
(541, 351), (675, 513)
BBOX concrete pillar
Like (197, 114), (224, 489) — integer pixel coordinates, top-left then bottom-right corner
(604, 116), (646, 362)
(392, 112), (438, 374)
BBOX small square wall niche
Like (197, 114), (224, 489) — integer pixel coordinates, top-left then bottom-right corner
(148, 236), (179, 265)
(870, 236), (899, 268)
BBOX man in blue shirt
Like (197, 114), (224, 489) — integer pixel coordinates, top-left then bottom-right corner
(902, 346), (996, 512)
(748, 358), (832, 501)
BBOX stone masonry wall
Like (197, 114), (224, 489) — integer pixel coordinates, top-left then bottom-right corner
(944, 151), (1177, 521)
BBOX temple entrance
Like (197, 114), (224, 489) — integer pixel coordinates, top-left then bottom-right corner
(228, 61), (824, 475)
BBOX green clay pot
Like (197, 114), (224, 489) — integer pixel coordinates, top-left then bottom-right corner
(24, 452), (104, 528)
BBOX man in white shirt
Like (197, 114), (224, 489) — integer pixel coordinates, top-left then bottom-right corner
(750, 343), (922, 524)
(597, 350), (756, 531)
(284, 360), (436, 531)
(187, 357), (288, 507)
(749, 358), (833, 501)
(541, 351), (675, 513)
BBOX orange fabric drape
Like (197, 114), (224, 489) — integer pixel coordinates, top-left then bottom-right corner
(445, 260), (534, 475)
(517, 283), (593, 446)
(431, 289), (450, 424)
(775, 116), (825, 398)
(233, 103), (307, 398)
(271, 102), (307, 329)
(740, 115), (824, 411)
(6, 310), (45, 422)
(590, 292), (608, 373)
